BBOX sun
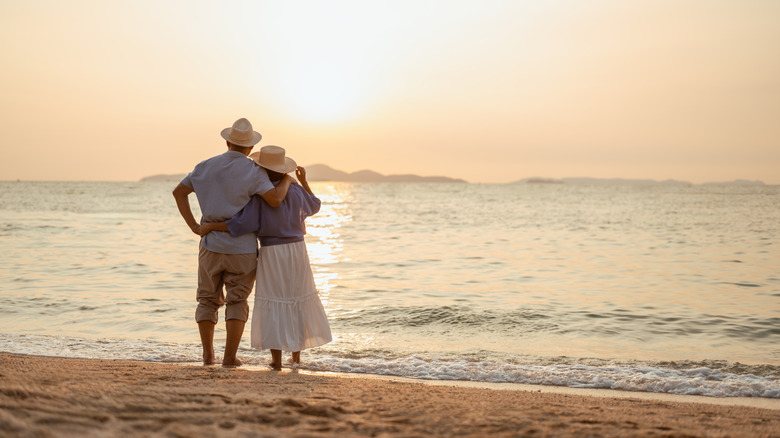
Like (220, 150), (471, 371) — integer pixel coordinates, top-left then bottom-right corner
(277, 58), (365, 123)
(246, 2), (388, 124)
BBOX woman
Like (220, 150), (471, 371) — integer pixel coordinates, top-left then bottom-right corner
(200, 145), (332, 369)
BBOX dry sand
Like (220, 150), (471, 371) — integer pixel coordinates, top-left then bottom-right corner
(0, 353), (777, 437)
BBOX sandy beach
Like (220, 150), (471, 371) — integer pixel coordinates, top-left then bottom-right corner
(0, 353), (777, 437)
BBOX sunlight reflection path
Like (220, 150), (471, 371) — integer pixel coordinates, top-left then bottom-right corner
(307, 183), (353, 311)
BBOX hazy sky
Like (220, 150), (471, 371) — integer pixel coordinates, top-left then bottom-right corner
(1, 0), (778, 183)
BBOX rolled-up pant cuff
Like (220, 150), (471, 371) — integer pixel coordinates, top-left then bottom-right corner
(224, 301), (249, 322)
(195, 303), (220, 324)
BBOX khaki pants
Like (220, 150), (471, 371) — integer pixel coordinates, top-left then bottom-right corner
(195, 242), (257, 324)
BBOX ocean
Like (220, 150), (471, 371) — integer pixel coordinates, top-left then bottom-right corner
(1, 180), (778, 399)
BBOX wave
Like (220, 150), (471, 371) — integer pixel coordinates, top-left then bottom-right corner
(333, 305), (780, 342)
(335, 305), (554, 329)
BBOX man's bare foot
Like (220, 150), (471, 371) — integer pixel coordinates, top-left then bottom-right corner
(222, 357), (243, 368)
(203, 351), (216, 365)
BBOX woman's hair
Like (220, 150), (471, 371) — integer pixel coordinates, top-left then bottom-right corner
(264, 168), (286, 182)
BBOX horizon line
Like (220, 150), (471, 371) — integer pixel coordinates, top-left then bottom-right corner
(2, 177), (776, 186)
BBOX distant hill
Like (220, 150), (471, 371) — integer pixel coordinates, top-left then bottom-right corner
(140, 171), (764, 186)
(139, 165), (468, 183)
(306, 164), (467, 183)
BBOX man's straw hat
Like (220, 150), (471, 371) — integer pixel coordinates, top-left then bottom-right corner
(220, 118), (262, 147)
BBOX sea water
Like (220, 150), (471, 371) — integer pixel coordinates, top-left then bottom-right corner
(0, 181), (778, 398)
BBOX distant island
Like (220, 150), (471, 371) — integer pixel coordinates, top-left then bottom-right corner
(302, 164), (467, 183)
(140, 164), (467, 183)
(139, 170), (765, 186)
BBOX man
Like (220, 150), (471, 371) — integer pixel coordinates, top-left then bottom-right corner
(172, 117), (294, 367)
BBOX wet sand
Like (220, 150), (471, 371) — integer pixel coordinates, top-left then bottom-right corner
(1, 353), (777, 437)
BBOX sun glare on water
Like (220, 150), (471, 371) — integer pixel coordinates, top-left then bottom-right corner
(306, 183), (353, 308)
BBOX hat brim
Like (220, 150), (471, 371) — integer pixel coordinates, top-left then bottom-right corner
(249, 152), (297, 174)
(220, 127), (262, 147)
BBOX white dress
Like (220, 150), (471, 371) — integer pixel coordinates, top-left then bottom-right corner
(250, 239), (332, 351)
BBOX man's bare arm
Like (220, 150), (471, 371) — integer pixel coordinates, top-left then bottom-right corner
(172, 183), (200, 235)
(260, 174), (295, 207)
(196, 221), (229, 236)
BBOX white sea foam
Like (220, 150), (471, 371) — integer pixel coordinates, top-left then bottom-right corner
(2, 333), (778, 399)
(304, 355), (780, 399)
(0, 333), (200, 363)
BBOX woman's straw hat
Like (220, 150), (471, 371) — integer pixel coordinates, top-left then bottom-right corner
(250, 145), (297, 174)
(220, 118), (262, 147)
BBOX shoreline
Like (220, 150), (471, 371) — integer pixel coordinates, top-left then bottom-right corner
(2, 353), (778, 437)
(295, 370), (780, 411)
(176, 362), (780, 410)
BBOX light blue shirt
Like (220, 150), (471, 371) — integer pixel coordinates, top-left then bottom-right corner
(181, 150), (274, 254)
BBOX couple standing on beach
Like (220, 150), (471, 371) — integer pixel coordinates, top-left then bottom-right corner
(172, 118), (332, 369)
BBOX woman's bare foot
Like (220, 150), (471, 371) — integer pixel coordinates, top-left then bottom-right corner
(222, 357), (243, 368)
(270, 349), (282, 370)
(291, 352), (301, 364)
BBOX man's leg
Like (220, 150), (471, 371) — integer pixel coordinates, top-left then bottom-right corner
(222, 252), (257, 367)
(196, 243), (224, 365)
(223, 319), (245, 367)
(198, 321), (216, 365)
